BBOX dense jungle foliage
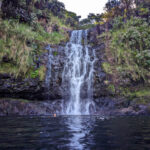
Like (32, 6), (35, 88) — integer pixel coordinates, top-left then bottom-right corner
(0, 0), (80, 79)
(101, 0), (150, 101)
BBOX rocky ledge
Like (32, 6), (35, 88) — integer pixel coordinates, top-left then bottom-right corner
(1, 98), (150, 116)
(0, 98), (62, 116)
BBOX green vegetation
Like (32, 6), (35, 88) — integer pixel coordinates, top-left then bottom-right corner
(99, 0), (150, 102)
(77, 24), (95, 30)
(132, 89), (150, 98)
(102, 62), (112, 74)
(0, 19), (64, 78)
(0, 98), (30, 103)
(108, 84), (116, 94)
(108, 17), (150, 82)
(0, 0), (80, 80)
(119, 87), (150, 105)
(30, 66), (46, 81)
(78, 13), (104, 29)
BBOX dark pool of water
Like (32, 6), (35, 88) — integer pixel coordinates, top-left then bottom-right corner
(0, 116), (150, 150)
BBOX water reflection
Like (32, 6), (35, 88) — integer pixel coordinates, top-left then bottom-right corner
(66, 116), (89, 150)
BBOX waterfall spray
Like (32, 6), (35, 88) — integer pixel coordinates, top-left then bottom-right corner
(62, 30), (96, 115)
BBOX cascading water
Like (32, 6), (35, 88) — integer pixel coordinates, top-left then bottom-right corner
(45, 45), (53, 100)
(62, 30), (96, 115)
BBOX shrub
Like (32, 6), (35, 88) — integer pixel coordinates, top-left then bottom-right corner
(107, 17), (150, 82)
(0, 19), (66, 78)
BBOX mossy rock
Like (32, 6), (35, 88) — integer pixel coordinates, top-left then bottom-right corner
(0, 98), (30, 103)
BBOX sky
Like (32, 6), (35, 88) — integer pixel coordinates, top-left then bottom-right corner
(60, 0), (108, 19)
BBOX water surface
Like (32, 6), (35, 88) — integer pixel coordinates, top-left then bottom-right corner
(0, 116), (150, 150)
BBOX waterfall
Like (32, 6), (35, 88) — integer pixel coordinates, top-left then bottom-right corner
(62, 30), (96, 115)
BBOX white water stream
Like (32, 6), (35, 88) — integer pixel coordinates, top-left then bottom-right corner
(62, 30), (96, 115)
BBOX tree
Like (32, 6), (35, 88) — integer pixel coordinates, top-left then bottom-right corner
(135, 0), (150, 21)
(80, 18), (91, 25)
(65, 11), (80, 26)
(105, 0), (120, 11)
(47, 0), (65, 16)
(1, 0), (32, 22)
(105, 0), (122, 19)
(105, 0), (136, 20)
(120, 0), (135, 18)
(87, 13), (102, 23)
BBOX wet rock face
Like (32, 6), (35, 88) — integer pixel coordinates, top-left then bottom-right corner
(1, 98), (150, 116)
(0, 49), (48, 101)
(0, 45), (66, 101)
(88, 26), (111, 98)
(0, 75), (45, 100)
(44, 27), (111, 101)
(92, 45), (109, 98)
(94, 97), (150, 116)
(45, 46), (66, 100)
(0, 99), (62, 116)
